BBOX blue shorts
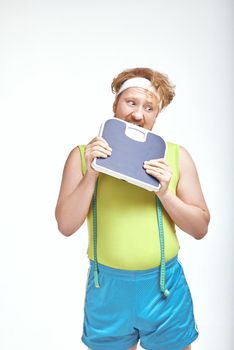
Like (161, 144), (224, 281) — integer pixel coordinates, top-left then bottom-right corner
(81, 256), (199, 350)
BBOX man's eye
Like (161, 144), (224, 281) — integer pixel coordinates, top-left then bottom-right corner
(127, 100), (135, 105)
(145, 106), (153, 111)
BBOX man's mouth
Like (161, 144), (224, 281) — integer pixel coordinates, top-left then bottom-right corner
(131, 123), (143, 128)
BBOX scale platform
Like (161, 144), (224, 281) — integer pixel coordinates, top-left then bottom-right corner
(92, 118), (166, 191)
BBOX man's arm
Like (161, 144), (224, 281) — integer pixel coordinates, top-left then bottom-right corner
(55, 137), (112, 236)
(55, 147), (98, 236)
(144, 146), (210, 239)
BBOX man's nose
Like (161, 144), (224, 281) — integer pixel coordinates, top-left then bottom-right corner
(131, 108), (144, 120)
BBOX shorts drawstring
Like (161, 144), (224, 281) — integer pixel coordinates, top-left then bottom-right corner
(92, 180), (170, 298)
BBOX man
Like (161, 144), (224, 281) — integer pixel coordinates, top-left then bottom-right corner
(55, 67), (210, 350)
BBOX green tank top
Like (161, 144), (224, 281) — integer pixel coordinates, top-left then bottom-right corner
(78, 142), (180, 270)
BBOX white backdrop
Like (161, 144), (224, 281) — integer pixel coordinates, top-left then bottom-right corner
(0, 0), (233, 349)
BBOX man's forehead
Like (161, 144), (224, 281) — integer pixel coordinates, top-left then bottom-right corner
(123, 88), (157, 101)
(122, 88), (158, 104)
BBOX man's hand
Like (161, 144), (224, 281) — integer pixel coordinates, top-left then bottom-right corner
(85, 136), (112, 175)
(143, 158), (172, 196)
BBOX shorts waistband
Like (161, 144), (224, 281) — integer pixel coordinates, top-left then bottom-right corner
(89, 255), (178, 280)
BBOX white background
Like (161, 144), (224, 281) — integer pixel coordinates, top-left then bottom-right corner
(0, 0), (233, 349)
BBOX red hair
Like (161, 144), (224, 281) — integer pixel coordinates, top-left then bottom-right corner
(111, 67), (175, 111)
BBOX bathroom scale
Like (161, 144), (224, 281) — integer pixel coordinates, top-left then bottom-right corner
(92, 118), (167, 191)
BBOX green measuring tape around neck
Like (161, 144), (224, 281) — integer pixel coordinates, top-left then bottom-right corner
(156, 196), (170, 298)
(92, 180), (170, 298)
(92, 179), (100, 288)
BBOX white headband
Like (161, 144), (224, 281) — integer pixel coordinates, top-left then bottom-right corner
(116, 77), (159, 99)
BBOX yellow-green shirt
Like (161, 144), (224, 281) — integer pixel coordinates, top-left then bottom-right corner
(78, 142), (180, 270)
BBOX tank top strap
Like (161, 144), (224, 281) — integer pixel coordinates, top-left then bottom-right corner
(77, 145), (87, 175)
(166, 142), (180, 190)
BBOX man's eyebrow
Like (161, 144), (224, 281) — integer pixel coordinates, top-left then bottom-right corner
(124, 95), (154, 104)
(145, 101), (153, 105)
